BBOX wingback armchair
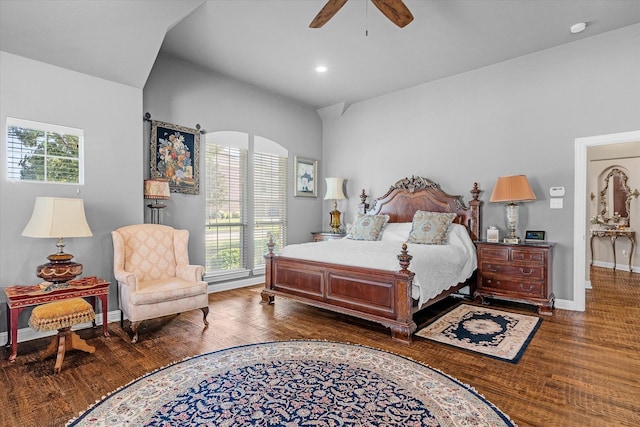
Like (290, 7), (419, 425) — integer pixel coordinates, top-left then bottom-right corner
(111, 224), (209, 343)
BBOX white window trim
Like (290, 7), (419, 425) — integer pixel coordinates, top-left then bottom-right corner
(6, 117), (85, 185)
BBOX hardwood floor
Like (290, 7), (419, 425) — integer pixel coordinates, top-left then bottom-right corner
(2, 266), (639, 426)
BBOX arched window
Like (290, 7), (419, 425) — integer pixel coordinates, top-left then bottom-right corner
(205, 131), (287, 279)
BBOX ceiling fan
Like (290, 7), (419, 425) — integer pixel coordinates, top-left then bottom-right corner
(310, 0), (414, 28)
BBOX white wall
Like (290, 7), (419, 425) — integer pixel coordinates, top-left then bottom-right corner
(0, 52), (144, 328)
(320, 24), (640, 302)
(143, 53), (323, 270)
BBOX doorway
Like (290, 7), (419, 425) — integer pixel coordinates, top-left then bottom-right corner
(573, 130), (640, 311)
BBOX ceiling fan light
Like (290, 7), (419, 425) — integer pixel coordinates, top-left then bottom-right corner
(316, 66), (328, 73)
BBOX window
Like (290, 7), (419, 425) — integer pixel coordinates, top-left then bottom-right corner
(6, 117), (84, 184)
(205, 132), (287, 279)
(253, 136), (288, 269)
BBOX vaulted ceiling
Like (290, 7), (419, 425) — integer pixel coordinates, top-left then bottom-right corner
(1, 0), (639, 109)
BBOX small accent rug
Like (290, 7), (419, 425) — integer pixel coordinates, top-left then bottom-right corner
(415, 304), (541, 363)
(68, 340), (515, 426)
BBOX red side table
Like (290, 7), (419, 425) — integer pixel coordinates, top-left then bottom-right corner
(3, 276), (110, 362)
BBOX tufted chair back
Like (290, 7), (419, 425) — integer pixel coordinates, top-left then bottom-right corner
(114, 224), (187, 283)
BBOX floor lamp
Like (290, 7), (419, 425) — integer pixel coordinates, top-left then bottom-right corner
(144, 179), (170, 224)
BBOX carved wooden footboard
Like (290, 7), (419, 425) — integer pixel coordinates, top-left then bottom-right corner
(262, 243), (418, 342)
(261, 177), (482, 344)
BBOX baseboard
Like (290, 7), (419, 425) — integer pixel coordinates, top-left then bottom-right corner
(591, 260), (636, 272)
(555, 298), (580, 311)
(2, 277), (265, 346)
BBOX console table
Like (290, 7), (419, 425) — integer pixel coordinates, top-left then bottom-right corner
(589, 229), (636, 272)
(3, 276), (110, 362)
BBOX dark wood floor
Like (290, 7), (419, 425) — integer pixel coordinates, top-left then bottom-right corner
(2, 266), (639, 426)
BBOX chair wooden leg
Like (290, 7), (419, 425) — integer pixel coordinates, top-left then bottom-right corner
(130, 321), (141, 344)
(201, 307), (210, 326)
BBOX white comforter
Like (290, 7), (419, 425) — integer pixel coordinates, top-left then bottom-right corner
(278, 223), (477, 306)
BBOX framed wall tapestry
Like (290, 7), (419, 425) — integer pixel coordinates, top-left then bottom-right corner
(294, 156), (318, 197)
(150, 120), (200, 195)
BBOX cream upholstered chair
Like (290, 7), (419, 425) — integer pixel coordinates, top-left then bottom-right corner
(111, 224), (209, 343)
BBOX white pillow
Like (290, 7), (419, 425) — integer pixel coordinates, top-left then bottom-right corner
(380, 223), (413, 242)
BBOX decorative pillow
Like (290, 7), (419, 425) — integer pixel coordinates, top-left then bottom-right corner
(346, 213), (390, 241)
(380, 222), (413, 242)
(408, 211), (457, 245)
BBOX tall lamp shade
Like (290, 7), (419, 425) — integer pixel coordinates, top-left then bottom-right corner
(22, 197), (93, 285)
(489, 175), (536, 243)
(144, 179), (170, 224)
(324, 177), (346, 233)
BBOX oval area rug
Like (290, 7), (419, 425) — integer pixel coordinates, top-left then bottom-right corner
(68, 340), (515, 426)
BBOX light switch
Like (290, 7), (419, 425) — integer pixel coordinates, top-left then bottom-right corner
(550, 198), (563, 209)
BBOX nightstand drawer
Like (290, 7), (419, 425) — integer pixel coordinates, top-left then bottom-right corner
(477, 246), (509, 261)
(511, 248), (546, 263)
(480, 262), (545, 281)
(474, 241), (555, 315)
(479, 277), (545, 297)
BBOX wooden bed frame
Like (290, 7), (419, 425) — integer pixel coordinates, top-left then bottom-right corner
(261, 176), (482, 344)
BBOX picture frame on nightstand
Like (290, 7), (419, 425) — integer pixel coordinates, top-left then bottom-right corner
(525, 230), (546, 242)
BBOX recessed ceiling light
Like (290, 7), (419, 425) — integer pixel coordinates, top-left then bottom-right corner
(315, 66), (328, 73)
(570, 22), (587, 34)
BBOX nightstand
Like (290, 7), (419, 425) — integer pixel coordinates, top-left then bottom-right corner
(474, 241), (555, 315)
(311, 231), (346, 242)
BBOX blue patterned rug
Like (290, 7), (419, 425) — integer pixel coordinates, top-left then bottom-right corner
(415, 304), (541, 363)
(67, 340), (515, 426)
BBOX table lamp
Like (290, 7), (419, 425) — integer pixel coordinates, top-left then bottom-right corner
(22, 197), (93, 289)
(324, 177), (346, 233)
(489, 175), (536, 244)
(144, 179), (170, 224)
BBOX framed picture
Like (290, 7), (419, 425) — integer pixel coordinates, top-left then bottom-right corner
(487, 227), (499, 243)
(150, 120), (200, 195)
(525, 230), (546, 242)
(294, 156), (318, 197)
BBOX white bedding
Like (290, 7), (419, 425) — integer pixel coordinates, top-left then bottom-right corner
(278, 223), (477, 306)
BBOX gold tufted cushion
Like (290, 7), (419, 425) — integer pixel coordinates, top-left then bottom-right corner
(29, 298), (95, 332)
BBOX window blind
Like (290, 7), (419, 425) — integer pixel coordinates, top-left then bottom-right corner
(253, 151), (288, 267)
(205, 143), (248, 273)
(6, 117), (83, 184)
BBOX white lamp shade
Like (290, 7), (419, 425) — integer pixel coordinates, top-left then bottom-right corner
(144, 179), (170, 200)
(22, 197), (93, 238)
(324, 177), (345, 200)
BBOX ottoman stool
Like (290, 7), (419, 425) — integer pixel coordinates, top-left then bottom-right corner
(28, 298), (96, 374)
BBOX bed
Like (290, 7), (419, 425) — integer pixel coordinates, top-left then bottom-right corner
(261, 176), (482, 344)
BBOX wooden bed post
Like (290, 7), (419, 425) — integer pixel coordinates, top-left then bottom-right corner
(261, 234), (275, 304)
(468, 182), (482, 241)
(389, 243), (417, 343)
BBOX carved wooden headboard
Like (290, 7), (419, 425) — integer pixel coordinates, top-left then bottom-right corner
(366, 176), (482, 241)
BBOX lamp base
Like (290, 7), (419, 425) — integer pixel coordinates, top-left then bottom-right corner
(503, 237), (521, 244)
(36, 252), (83, 284)
(329, 209), (342, 233)
(147, 202), (167, 224)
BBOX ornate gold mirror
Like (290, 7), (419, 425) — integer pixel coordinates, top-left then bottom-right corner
(598, 168), (636, 227)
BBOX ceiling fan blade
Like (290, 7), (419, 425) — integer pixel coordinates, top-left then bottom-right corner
(371, 0), (414, 28)
(309, 0), (348, 28)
